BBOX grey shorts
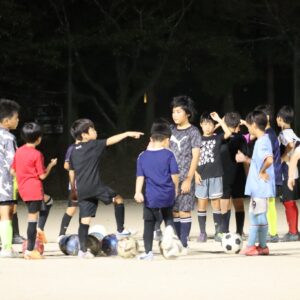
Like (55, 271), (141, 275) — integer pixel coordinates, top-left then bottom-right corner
(173, 180), (195, 212)
(195, 177), (223, 200)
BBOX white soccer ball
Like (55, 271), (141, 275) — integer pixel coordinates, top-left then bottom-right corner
(118, 237), (139, 258)
(159, 225), (183, 259)
(89, 224), (107, 237)
(221, 233), (243, 254)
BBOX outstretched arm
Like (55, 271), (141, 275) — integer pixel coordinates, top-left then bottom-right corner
(39, 158), (57, 180)
(106, 131), (144, 146)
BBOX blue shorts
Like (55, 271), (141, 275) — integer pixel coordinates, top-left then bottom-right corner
(195, 177), (223, 200)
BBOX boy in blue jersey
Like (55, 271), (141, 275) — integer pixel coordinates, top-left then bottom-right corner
(135, 120), (179, 260)
(237, 111), (275, 255)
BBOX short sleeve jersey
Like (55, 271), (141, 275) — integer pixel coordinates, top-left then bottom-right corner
(12, 145), (45, 201)
(245, 134), (275, 198)
(198, 134), (224, 180)
(170, 125), (201, 181)
(136, 148), (179, 208)
(65, 144), (75, 162)
(265, 128), (282, 186)
(0, 127), (17, 202)
(69, 139), (107, 200)
(278, 128), (300, 180)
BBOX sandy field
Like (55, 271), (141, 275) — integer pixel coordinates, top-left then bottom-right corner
(1, 199), (300, 300)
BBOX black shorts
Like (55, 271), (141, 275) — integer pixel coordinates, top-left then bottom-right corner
(143, 206), (173, 225)
(78, 198), (98, 218)
(280, 179), (300, 202)
(0, 200), (16, 206)
(25, 200), (43, 213)
(97, 186), (117, 205)
(222, 178), (245, 199)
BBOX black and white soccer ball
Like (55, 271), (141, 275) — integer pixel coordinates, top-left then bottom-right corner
(221, 233), (243, 254)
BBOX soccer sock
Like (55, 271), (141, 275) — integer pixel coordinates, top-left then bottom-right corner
(248, 213), (259, 246)
(212, 210), (222, 234)
(225, 210), (231, 233)
(59, 213), (72, 236)
(220, 211), (230, 233)
(78, 223), (89, 252)
(12, 212), (20, 236)
(173, 217), (181, 238)
(197, 211), (207, 233)
(180, 217), (192, 248)
(267, 197), (277, 236)
(114, 203), (125, 233)
(27, 221), (37, 251)
(235, 211), (245, 235)
(0, 220), (13, 250)
(283, 201), (298, 234)
(257, 213), (268, 248)
(144, 220), (155, 253)
(38, 200), (52, 231)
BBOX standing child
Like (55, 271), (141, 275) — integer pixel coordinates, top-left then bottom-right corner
(69, 119), (143, 258)
(135, 120), (179, 260)
(169, 96), (201, 253)
(237, 111), (275, 255)
(0, 99), (20, 257)
(196, 112), (231, 242)
(287, 144), (300, 192)
(277, 105), (300, 241)
(11, 122), (57, 259)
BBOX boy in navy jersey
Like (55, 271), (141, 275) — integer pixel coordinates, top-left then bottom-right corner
(135, 121), (179, 260)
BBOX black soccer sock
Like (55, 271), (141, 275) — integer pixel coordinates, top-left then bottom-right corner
(78, 223), (89, 252)
(38, 201), (52, 231)
(180, 217), (192, 248)
(144, 220), (155, 253)
(27, 221), (37, 251)
(220, 211), (230, 233)
(225, 210), (231, 233)
(173, 217), (181, 237)
(59, 213), (72, 236)
(235, 211), (245, 235)
(213, 210), (222, 234)
(114, 203), (125, 233)
(12, 212), (20, 236)
(197, 211), (207, 233)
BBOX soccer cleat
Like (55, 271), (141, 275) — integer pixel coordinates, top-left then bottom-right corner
(281, 232), (299, 242)
(267, 234), (279, 243)
(153, 229), (163, 241)
(116, 228), (137, 239)
(256, 246), (270, 255)
(12, 235), (25, 244)
(37, 229), (48, 244)
(0, 248), (19, 258)
(197, 232), (207, 243)
(180, 247), (189, 256)
(78, 250), (95, 259)
(239, 245), (259, 256)
(137, 251), (154, 261)
(24, 250), (44, 260)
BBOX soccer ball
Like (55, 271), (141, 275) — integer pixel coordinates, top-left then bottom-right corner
(89, 224), (107, 237)
(101, 234), (118, 256)
(118, 237), (139, 258)
(221, 233), (243, 254)
(159, 225), (183, 259)
(86, 234), (102, 256)
(59, 234), (80, 256)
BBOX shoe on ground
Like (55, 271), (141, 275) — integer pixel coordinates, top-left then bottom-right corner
(214, 232), (223, 242)
(116, 228), (137, 239)
(37, 229), (48, 244)
(181, 247), (189, 256)
(153, 229), (163, 241)
(256, 245), (270, 255)
(281, 232), (299, 242)
(197, 232), (207, 243)
(24, 249), (44, 260)
(267, 234), (279, 243)
(0, 248), (19, 258)
(78, 250), (95, 259)
(137, 251), (154, 261)
(240, 245), (259, 256)
(12, 235), (25, 244)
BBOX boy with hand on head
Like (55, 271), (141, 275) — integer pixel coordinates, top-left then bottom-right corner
(135, 120), (179, 260)
(195, 112), (231, 242)
(277, 106), (300, 241)
(69, 119), (143, 258)
(237, 111), (275, 256)
(0, 99), (20, 257)
(11, 122), (57, 259)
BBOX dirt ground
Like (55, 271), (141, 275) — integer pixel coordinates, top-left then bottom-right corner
(1, 199), (300, 300)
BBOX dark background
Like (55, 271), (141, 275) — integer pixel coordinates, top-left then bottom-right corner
(1, 0), (300, 198)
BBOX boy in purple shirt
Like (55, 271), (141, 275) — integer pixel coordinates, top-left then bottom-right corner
(135, 120), (179, 260)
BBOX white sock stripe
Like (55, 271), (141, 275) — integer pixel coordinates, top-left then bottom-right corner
(212, 210), (221, 214)
(173, 218), (180, 222)
(197, 212), (207, 216)
(180, 218), (192, 223)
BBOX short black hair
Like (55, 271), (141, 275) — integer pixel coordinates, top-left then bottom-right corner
(70, 119), (95, 141)
(224, 112), (241, 129)
(21, 122), (43, 143)
(200, 112), (215, 124)
(0, 99), (20, 122)
(246, 110), (267, 131)
(171, 95), (196, 122)
(277, 105), (294, 124)
(150, 119), (171, 141)
(255, 104), (273, 123)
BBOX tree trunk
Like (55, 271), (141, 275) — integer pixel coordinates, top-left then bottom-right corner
(294, 37), (300, 135)
(267, 57), (275, 110)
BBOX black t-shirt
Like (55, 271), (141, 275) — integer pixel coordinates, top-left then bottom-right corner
(197, 134), (224, 180)
(69, 139), (107, 200)
(221, 133), (248, 185)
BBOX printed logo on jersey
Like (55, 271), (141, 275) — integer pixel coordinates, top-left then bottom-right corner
(199, 139), (216, 165)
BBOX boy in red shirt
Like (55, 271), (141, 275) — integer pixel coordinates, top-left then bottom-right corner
(11, 123), (57, 259)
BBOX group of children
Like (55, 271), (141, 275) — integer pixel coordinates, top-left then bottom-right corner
(0, 96), (299, 260)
